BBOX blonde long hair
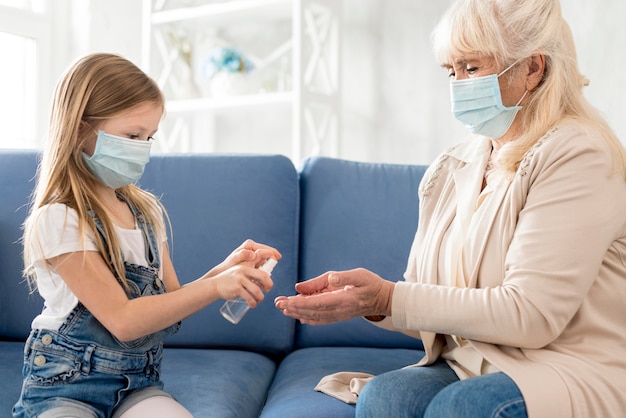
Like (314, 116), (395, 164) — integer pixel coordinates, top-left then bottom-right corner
(23, 53), (167, 291)
(431, 0), (626, 178)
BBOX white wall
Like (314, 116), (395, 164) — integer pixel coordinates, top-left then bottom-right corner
(562, 0), (626, 152)
(41, 0), (144, 141)
(56, 0), (626, 166)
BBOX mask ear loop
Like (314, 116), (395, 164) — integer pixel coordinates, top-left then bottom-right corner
(498, 58), (529, 106)
(515, 90), (529, 106)
(497, 58), (524, 77)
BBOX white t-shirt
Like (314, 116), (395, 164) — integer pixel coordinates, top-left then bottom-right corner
(28, 202), (165, 331)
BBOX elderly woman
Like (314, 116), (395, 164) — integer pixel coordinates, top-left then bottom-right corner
(274, 0), (626, 417)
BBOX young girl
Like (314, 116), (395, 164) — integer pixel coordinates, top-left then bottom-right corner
(13, 53), (281, 418)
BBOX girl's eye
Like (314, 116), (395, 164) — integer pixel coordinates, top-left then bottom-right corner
(126, 134), (155, 141)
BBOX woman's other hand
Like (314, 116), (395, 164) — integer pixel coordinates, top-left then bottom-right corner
(274, 268), (394, 325)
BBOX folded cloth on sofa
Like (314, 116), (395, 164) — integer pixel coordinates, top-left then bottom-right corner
(314, 371), (375, 404)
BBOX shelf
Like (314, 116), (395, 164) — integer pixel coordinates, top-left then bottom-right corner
(151, 0), (292, 26)
(165, 91), (293, 113)
(144, 0), (341, 160)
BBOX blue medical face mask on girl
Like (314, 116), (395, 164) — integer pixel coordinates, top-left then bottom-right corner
(450, 61), (528, 138)
(82, 130), (152, 189)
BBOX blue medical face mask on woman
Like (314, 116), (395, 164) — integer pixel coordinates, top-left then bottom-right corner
(82, 130), (152, 189)
(450, 61), (527, 138)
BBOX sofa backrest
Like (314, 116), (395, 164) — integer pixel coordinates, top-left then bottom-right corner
(0, 151), (299, 356)
(136, 154), (299, 355)
(296, 156), (427, 349)
(0, 150), (43, 340)
(1, 151), (428, 353)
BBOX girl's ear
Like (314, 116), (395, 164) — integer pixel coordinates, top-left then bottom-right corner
(526, 54), (546, 91)
(78, 120), (91, 136)
(79, 121), (96, 154)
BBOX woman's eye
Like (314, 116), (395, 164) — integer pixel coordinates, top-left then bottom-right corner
(467, 67), (479, 74)
(128, 134), (140, 140)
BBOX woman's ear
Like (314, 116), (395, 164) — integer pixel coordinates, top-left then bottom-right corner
(526, 54), (546, 91)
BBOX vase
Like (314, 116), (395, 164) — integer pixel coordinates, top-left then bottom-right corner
(209, 71), (260, 98)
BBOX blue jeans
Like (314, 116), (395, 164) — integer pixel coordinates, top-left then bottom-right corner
(356, 360), (527, 418)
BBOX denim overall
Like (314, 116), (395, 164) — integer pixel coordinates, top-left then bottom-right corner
(13, 196), (181, 418)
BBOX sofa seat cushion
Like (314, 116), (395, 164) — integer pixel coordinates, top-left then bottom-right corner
(260, 346), (425, 418)
(2, 344), (276, 417)
(0, 341), (25, 413)
(162, 348), (276, 418)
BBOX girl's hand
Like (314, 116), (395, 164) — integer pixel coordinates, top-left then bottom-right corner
(212, 263), (274, 307)
(207, 239), (281, 307)
(207, 239), (281, 278)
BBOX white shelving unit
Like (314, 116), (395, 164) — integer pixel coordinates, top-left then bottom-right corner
(141, 0), (341, 163)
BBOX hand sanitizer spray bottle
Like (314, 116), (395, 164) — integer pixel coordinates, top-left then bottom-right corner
(220, 258), (278, 324)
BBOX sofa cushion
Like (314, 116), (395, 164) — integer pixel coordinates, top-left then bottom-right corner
(1, 342), (277, 417)
(260, 346), (425, 418)
(0, 150), (44, 340)
(139, 154), (299, 355)
(163, 348), (276, 418)
(296, 157), (427, 349)
(0, 341), (25, 413)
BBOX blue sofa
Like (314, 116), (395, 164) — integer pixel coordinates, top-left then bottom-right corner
(0, 150), (428, 417)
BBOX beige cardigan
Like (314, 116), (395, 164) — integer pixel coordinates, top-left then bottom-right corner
(371, 123), (626, 417)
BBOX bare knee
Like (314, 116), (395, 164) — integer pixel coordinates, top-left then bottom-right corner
(117, 396), (193, 418)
